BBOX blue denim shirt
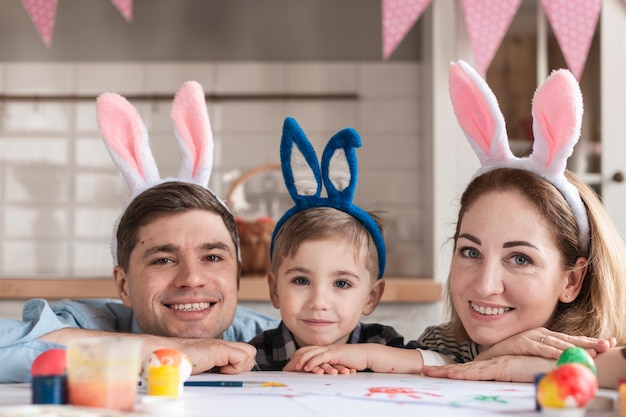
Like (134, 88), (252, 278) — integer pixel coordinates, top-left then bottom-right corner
(0, 298), (278, 383)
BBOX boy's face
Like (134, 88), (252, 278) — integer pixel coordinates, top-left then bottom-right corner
(269, 238), (384, 347)
(113, 209), (239, 339)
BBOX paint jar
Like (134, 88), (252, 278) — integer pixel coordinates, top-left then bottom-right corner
(31, 375), (68, 404)
(66, 337), (143, 411)
(147, 365), (181, 398)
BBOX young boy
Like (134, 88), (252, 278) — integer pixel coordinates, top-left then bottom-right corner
(249, 117), (409, 371)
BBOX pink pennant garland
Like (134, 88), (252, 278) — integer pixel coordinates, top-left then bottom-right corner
(382, 0), (432, 60)
(21, 0), (58, 47)
(111, 0), (133, 22)
(460, 0), (522, 76)
(540, 0), (601, 81)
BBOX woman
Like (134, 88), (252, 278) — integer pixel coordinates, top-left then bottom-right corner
(418, 61), (626, 386)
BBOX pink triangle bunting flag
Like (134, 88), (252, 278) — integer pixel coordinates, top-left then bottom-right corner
(111, 0), (133, 22)
(382, 0), (432, 60)
(460, 0), (522, 76)
(21, 0), (58, 47)
(540, 0), (601, 81)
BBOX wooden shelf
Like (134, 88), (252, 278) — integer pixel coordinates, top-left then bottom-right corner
(0, 277), (442, 303)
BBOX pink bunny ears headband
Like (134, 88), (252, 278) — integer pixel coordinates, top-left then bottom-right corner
(96, 81), (231, 265)
(449, 60), (590, 255)
(270, 117), (386, 278)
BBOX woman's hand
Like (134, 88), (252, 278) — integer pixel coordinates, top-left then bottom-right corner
(422, 355), (555, 383)
(474, 327), (616, 361)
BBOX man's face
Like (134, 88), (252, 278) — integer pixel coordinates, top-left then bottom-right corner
(113, 209), (239, 339)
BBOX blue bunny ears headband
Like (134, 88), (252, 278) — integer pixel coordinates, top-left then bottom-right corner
(95, 81), (236, 265)
(270, 117), (386, 278)
(449, 60), (590, 255)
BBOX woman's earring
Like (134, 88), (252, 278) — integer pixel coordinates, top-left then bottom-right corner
(565, 293), (571, 299)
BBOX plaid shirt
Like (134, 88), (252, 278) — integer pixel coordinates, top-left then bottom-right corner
(250, 321), (408, 371)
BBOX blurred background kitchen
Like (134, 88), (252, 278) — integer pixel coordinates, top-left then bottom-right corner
(1, 0), (625, 341)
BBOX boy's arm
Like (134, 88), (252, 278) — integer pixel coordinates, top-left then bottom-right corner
(284, 344), (426, 374)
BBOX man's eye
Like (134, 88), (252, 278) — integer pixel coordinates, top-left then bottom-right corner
(153, 258), (172, 265)
(335, 280), (351, 289)
(205, 254), (222, 262)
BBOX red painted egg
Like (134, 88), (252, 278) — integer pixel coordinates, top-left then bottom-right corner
(30, 348), (67, 376)
(537, 363), (597, 408)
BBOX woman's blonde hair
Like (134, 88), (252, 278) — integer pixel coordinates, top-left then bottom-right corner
(447, 168), (626, 344)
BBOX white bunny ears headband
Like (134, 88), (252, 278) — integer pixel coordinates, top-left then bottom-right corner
(96, 81), (231, 265)
(270, 117), (386, 278)
(449, 60), (590, 255)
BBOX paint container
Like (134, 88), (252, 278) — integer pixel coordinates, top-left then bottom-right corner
(31, 375), (68, 405)
(66, 337), (143, 411)
(147, 365), (181, 398)
(534, 373), (546, 411)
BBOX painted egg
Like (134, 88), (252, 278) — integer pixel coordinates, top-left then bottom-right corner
(140, 348), (193, 387)
(537, 363), (598, 409)
(556, 346), (597, 375)
(30, 348), (67, 376)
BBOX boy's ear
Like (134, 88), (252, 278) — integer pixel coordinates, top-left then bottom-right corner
(268, 272), (280, 309)
(113, 266), (132, 308)
(560, 257), (587, 303)
(362, 279), (385, 316)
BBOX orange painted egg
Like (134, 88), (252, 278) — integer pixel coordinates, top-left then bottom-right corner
(140, 348), (193, 387)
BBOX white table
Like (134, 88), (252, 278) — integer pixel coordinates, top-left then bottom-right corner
(0, 372), (619, 417)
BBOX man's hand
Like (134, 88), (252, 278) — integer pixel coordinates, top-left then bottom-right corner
(156, 338), (256, 374)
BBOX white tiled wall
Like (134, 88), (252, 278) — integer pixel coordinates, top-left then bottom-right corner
(0, 61), (428, 278)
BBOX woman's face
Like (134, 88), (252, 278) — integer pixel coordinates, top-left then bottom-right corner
(450, 190), (572, 348)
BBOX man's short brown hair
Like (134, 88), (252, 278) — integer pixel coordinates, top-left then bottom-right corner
(115, 181), (239, 272)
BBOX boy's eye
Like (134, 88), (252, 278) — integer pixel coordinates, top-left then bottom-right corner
(334, 279), (351, 289)
(292, 276), (310, 286)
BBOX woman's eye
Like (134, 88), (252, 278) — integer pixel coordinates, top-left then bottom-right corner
(460, 247), (480, 259)
(335, 280), (351, 289)
(293, 277), (309, 286)
(511, 255), (530, 266)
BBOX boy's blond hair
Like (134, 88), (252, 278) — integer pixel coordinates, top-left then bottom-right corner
(271, 207), (383, 280)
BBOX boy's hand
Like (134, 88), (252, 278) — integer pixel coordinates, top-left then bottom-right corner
(283, 345), (366, 374)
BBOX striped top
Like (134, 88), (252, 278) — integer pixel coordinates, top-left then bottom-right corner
(411, 322), (480, 363)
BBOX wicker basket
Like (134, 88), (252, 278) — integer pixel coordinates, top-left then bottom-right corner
(225, 164), (281, 276)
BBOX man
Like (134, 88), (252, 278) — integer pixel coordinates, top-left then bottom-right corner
(0, 181), (278, 383)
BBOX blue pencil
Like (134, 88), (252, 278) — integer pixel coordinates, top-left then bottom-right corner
(184, 380), (286, 387)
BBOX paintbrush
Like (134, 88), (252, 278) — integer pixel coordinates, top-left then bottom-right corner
(183, 380), (286, 387)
